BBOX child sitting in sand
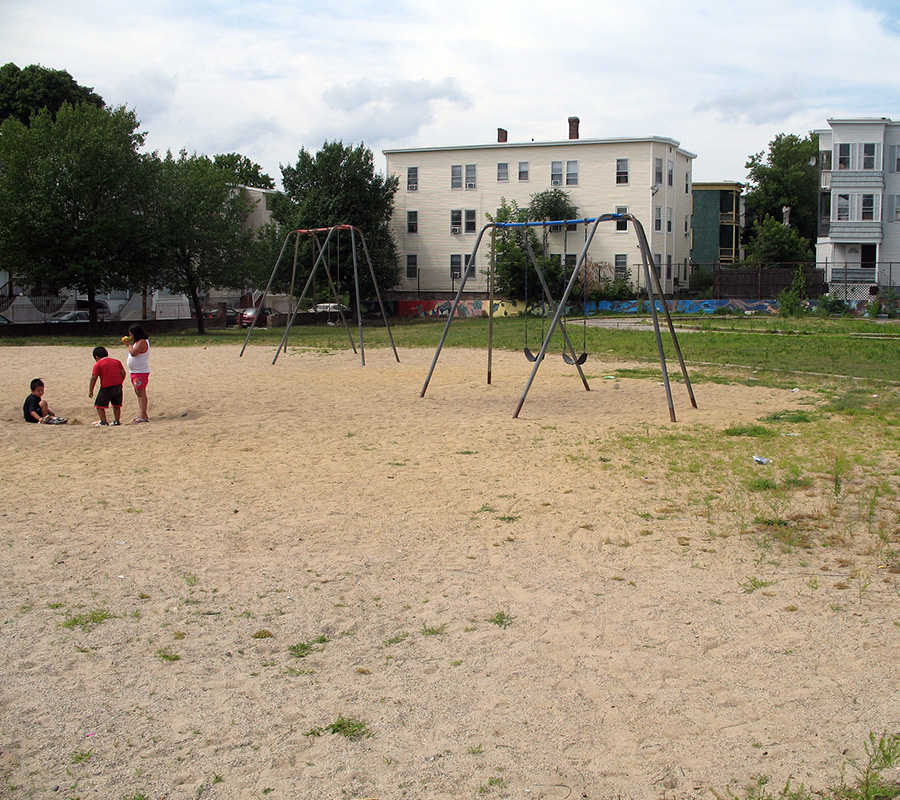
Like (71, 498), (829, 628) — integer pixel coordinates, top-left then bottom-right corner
(23, 378), (67, 424)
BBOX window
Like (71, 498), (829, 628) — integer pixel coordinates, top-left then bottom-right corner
(450, 254), (462, 280)
(654, 206), (662, 231)
(564, 254), (577, 271)
(837, 144), (850, 170)
(566, 160), (578, 186)
(667, 160), (674, 186)
(666, 254), (672, 280)
(464, 209), (476, 233)
(616, 158), (629, 184)
(684, 172), (690, 194)
(889, 195), (900, 222)
(451, 164), (462, 189)
(497, 162), (509, 182)
(654, 254), (662, 279)
(836, 194), (850, 220)
(551, 161), (563, 186)
(684, 214), (690, 234)
(615, 206), (628, 231)
(465, 164), (476, 189)
(407, 210), (418, 234)
(614, 254), (627, 279)
(667, 208), (673, 233)
(450, 209), (462, 233)
(862, 194), (875, 220)
(890, 145), (900, 173)
(863, 143), (876, 170)
(654, 158), (663, 186)
(465, 253), (475, 278)
(406, 254), (417, 279)
(407, 166), (418, 191)
(518, 161), (529, 181)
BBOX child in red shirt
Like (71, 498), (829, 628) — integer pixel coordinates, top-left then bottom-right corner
(89, 346), (127, 426)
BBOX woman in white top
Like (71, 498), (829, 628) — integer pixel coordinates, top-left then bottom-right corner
(125, 323), (151, 423)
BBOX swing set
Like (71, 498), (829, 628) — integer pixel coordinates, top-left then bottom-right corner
(240, 224), (400, 366)
(421, 212), (697, 422)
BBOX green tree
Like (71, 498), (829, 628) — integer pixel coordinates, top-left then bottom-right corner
(275, 141), (400, 301)
(745, 132), (819, 251)
(0, 103), (146, 324)
(746, 215), (814, 266)
(486, 198), (531, 299)
(146, 150), (257, 334)
(527, 188), (578, 224)
(0, 62), (104, 125)
(213, 152), (276, 190)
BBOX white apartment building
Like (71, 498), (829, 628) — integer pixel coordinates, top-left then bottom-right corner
(815, 118), (900, 297)
(383, 118), (695, 298)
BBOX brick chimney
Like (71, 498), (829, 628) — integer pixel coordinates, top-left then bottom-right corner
(568, 116), (580, 140)
(497, 127), (508, 143)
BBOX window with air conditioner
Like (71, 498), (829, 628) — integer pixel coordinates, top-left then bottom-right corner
(407, 166), (418, 191)
(465, 164), (476, 189)
(450, 254), (462, 280)
(450, 209), (462, 233)
(551, 161), (563, 186)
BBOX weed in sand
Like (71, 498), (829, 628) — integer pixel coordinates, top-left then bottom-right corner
(383, 632), (410, 646)
(288, 634), (329, 658)
(306, 716), (373, 741)
(421, 623), (447, 636)
(60, 608), (113, 631)
(70, 749), (93, 764)
(740, 576), (776, 594)
(155, 648), (180, 662)
(488, 611), (514, 628)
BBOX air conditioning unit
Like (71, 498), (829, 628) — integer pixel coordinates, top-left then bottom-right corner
(465, 182), (476, 189)
(408, 183), (418, 191)
(451, 226), (461, 234)
(551, 179), (561, 186)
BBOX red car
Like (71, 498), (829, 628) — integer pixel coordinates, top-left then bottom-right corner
(237, 306), (276, 327)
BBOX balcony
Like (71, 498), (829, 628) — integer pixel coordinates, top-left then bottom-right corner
(829, 170), (884, 190)
(826, 220), (882, 242)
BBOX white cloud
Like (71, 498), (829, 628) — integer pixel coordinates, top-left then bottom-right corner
(2, 0), (899, 184)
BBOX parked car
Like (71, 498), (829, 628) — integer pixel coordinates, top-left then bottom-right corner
(76, 299), (111, 321)
(43, 310), (91, 323)
(0, 313), (11, 324)
(193, 306), (238, 326)
(237, 306), (276, 327)
(312, 303), (350, 315)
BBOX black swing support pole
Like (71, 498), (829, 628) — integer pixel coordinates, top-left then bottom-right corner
(420, 226), (490, 397)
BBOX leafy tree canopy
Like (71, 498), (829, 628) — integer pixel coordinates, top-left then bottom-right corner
(0, 103), (147, 323)
(213, 152), (276, 190)
(146, 150), (257, 333)
(745, 132), (819, 250)
(275, 141), (400, 299)
(745, 214), (814, 266)
(0, 62), (104, 125)
(527, 188), (578, 223)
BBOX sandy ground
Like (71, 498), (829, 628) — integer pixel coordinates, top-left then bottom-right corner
(1, 342), (899, 800)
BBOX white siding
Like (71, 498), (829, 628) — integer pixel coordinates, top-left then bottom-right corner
(386, 136), (695, 296)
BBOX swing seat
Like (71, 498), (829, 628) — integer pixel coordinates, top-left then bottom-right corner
(523, 347), (544, 362)
(563, 351), (588, 366)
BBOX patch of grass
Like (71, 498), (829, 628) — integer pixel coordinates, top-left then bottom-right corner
(421, 623), (447, 636)
(724, 424), (777, 438)
(760, 410), (815, 423)
(288, 634), (329, 659)
(60, 608), (113, 630)
(155, 648), (180, 662)
(747, 478), (778, 491)
(251, 629), (274, 639)
(740, 576), (776, 593)
(383, 631), (410, 646)
(306, 716), (373, 741)
(487, 611), (514, 628)
(70, 749), (93, 764)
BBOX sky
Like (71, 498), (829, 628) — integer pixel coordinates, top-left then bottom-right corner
(4, 0), (900, 188)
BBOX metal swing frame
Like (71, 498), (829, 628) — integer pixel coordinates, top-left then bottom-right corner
(420, 212), (697, 421)
(240, 224), (400, 366)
